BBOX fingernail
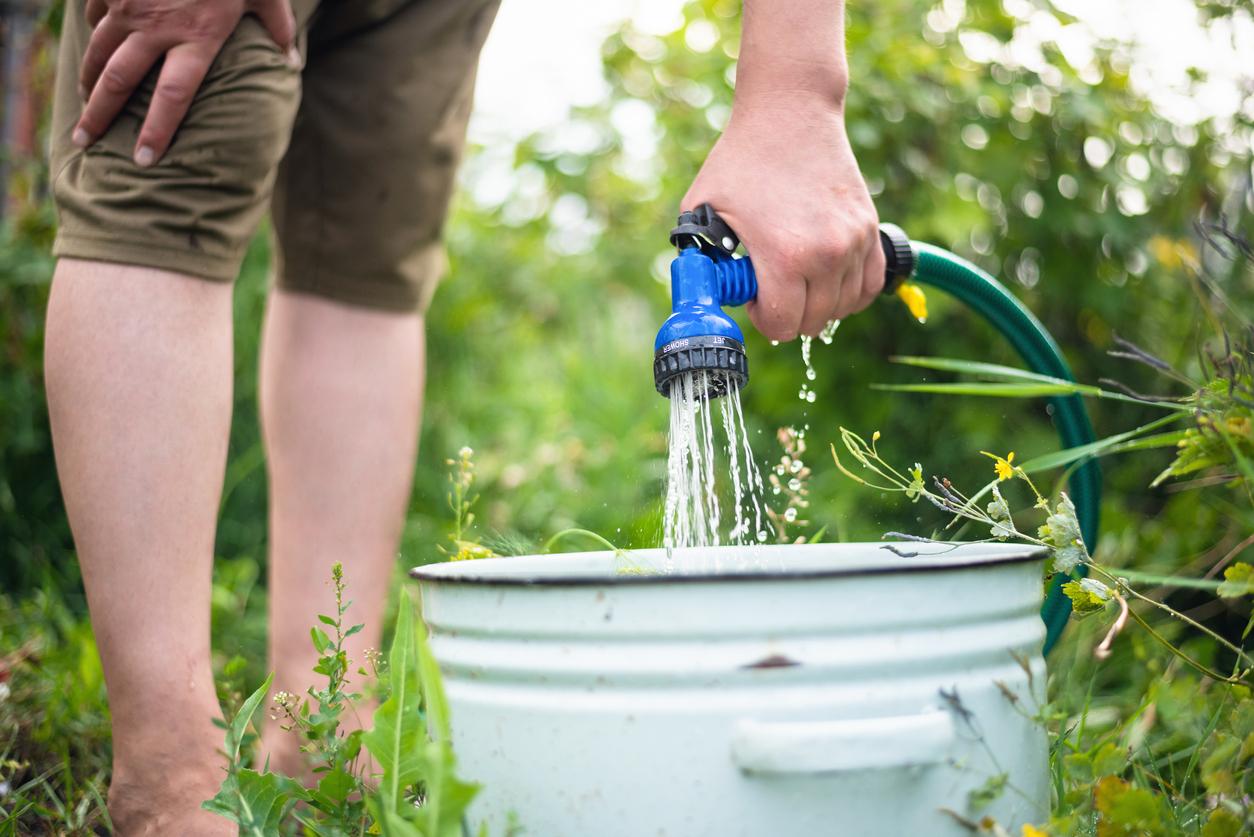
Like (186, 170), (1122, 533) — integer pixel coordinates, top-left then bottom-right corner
(134, 145), (155, 167)
(71, 128), (90, 148)
(286, 47), (302, 69)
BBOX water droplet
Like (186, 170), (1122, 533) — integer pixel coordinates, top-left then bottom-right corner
(798, 388), (808, 400)
(806, 368), (816, 381)
(770, 340), (780, 347)
(788, 478), (801, 491)
(784, 508), (798, 523)
(772, 486), (781, 495)
(819, 319), (841, 344)
(790, 460), (804, 474)
(806, 391), (816, 403)
(757, 530), (768, 542)
(775, 464), (786, 476)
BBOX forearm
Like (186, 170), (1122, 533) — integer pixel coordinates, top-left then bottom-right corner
(735, 0), (849, 111)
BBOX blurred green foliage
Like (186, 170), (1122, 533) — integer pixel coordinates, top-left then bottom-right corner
(3, 0), (1254, 833)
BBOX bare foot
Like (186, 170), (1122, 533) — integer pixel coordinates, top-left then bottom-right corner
(109, 760), (235, 836)
(108, 699), (234, 836)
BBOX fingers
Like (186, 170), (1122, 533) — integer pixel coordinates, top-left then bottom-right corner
(745, 254), (806, 343)
(856, 228), (887, 311)
(134, 42), (215, 165)
(796, 221), (884, 335)
(248, 0), (300, 65)
(73, 34), (163, 149)
(797, 258), (843, 338)
(79, 13), (128, 100)
(85, 0), (107, 28)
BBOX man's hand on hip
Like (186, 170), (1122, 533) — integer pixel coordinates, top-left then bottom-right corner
(73, 0), (298, 166)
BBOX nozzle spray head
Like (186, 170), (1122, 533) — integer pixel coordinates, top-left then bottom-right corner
(655, 205), (757, 400)
(653, 246), (752, 399)
(652, 204), (916, 400)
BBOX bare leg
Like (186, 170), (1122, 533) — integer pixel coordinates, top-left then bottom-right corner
(44, 259), (235, 836)
(258, 290), (424, 777)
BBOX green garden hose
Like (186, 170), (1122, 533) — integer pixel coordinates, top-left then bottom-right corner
(911, 243), (1099, 654)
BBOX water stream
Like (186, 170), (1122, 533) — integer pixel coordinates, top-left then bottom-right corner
(661, 321), (838, 570)
(662, 371), (769, 569)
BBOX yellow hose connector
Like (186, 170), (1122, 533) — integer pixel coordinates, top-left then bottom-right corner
(895, 281), (928, 323)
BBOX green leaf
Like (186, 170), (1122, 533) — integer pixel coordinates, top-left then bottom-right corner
(311, 627), (332, 654)
(202, 768), (305, 835)
(228, 672), (273, 762)
(967, 772), (1007, 811)
(986, 484), (1014, 540)
(1016, 415), (1184, 473)
(317, 614), (338, 627)
(1063, 578), (1111, 618)
(889, 355), (1080, 385)
(315, 767), (357, 806)
(417, 618), (450, 745)
(1091, 742), (1127, 777)
(1218, 563), (1254, 599)
(1040, 493), (1088, 574)
(363, 591), (425, 813)
(873, 381), (1093, 398)
(1094, 775), (1166, 836)
(1201, 808), (1243, 837)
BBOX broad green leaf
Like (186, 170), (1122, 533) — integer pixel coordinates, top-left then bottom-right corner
(363, 590), (425, 814)
(228, 672), (273, 762)
(417, 618), (450, 744)
(311, 627), (332, 654)
(202, 768), (305, 835)
(315, 767), (356, 806)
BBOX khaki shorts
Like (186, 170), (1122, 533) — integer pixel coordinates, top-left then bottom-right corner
(49, 0), (499, 312)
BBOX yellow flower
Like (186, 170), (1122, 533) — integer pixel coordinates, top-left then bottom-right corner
(1022, 826), (1049, 837)
(981, 450), (1016, 481)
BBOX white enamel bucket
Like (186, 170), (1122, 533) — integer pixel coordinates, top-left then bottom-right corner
(411, 542), (1050, 836)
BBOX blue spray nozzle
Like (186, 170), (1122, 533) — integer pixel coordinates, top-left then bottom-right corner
(653, 204), (916, 400)
(652, 246), (757, 399)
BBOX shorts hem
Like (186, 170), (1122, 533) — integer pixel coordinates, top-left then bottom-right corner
(52, 233), (242, 283)
(274, 276), (433, 314)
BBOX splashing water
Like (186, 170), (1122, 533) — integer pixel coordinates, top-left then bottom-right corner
(796, 320), (840, 403)
(663, 371), (770, 569)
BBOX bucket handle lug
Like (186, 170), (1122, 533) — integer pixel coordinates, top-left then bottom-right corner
(730, 708), (956, 776)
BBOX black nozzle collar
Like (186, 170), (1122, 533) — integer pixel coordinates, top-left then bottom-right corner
(654, 335), (748, 399)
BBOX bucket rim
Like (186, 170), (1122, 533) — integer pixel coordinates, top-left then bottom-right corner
(408, 542), (1050, 588)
